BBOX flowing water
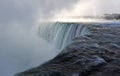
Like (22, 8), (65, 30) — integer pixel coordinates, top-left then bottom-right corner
(38, 22), (90, 50)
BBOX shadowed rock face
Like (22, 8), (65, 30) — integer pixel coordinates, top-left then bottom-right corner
(15, 24), (120, 76)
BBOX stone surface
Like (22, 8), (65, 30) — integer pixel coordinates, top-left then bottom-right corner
(15, 24), (120, 76)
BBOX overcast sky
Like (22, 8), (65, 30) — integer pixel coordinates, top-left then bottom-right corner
(0, 0), (120, 25)
(55, 0), (120, 17)
(0, 0), (78, 26)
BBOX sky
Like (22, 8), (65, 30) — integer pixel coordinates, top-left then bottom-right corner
(0, 0), (120, 24)
(55, 0), (120, 18)
(0, 0), (120, 76)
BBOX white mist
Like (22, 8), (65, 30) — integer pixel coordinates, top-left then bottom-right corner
(0, 23), (57, 76)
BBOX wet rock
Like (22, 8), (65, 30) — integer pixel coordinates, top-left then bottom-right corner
(91, 60), (120, 76)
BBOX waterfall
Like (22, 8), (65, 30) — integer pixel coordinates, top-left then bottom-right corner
(38, 22), (90, 50)
(0, 21), (91, 76)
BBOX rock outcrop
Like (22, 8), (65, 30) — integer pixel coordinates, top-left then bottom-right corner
(16, 24), (120, 76)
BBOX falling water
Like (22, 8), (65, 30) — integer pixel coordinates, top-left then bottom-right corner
(38, 22), (90, 50)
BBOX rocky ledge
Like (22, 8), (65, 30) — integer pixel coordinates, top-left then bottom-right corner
(16, 24), (120, 76)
